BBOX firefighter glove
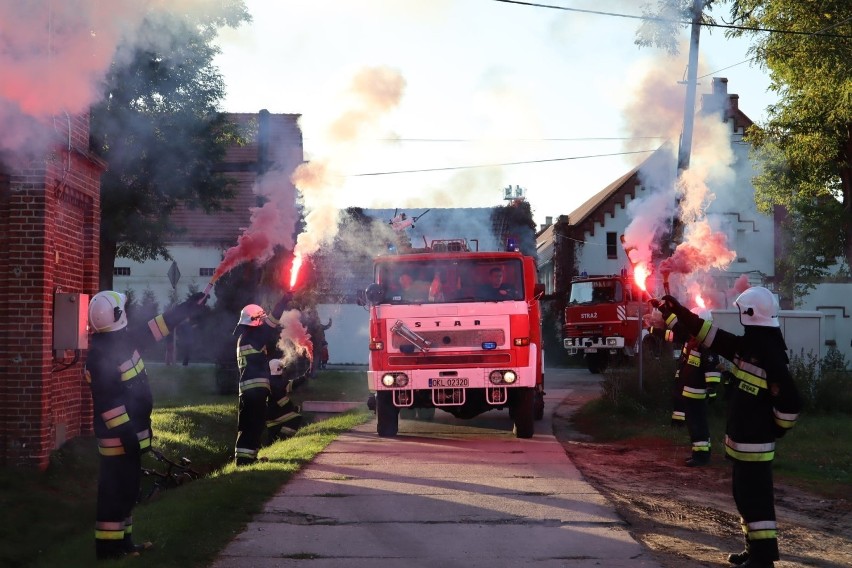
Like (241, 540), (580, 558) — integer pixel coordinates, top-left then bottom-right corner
(272, 292), (294, 320)
(176, 293), (207, 320)
(120, 429), (141, 455)
(653, 295), (682, 320)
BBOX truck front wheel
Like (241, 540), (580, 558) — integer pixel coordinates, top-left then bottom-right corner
(511, 387), (535, 439)
(376, 391), (399, 437)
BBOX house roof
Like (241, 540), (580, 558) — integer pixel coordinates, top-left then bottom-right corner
(560, 78), (755, 241)
(168, 112), (303, 246)
(535, 222), (555, 267)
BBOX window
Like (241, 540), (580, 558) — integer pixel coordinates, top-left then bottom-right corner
(606, 232), (618, 259)
(113, 267), (131, 276)
(199, 267), (215, 277)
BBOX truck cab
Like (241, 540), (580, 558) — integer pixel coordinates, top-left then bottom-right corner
(563, 275), (651, 373)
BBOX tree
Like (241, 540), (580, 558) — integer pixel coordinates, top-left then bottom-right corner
(725, 1), (852, 297)
(90, 3), (250, 291)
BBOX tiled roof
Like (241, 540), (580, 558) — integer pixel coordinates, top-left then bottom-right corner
(168, 112), (303, 246)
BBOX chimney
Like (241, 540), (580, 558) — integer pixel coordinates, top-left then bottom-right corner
(712, 77), (728, 95)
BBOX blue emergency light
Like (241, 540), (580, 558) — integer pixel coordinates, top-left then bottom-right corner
(481, 341), (497, 350)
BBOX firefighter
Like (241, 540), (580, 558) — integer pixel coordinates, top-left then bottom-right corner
(679, 310), (721, 467)
(647, 319), (689, 427)
(233, 294), (290, 465)
(85, 290), (206, 560)
(653, 287), (802, 568)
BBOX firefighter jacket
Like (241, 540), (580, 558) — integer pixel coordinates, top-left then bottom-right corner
(662, 305), (802, 462)
(679, 338), (721, 402)
(235, 295), (291, 394)
(236, 322), (279, 394)
(85, 300), (202, 457)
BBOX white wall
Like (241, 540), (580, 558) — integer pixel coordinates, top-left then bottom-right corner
(114, 244), (223, 308)
(710, 309), (825, 361)
(575, 186), (650, 276)
(796, 282), (852, 362)
(317, 303), (370, 364)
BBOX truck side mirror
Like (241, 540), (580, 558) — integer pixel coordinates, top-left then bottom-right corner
(364, 283), (385, 306)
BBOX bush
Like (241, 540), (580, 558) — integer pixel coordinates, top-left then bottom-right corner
(789, 347), (852, 413)
(599, 353), (677, 416)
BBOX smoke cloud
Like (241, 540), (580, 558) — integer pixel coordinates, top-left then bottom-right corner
(618, 46), (738, 298)
(291, 66), (407, 259)
(0, 0), (235, 161)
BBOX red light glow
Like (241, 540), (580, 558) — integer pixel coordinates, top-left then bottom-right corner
(289, 253), (304, 290)
(634, 262), (650, 292)
(694, 294), (706, 309)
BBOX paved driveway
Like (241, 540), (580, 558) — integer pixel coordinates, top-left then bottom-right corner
(211, 368), (661, 567)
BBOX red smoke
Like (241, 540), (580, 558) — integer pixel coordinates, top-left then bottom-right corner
(660, 221), (736, 275)
(213, 200), (281, 282)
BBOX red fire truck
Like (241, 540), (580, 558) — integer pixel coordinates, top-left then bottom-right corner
(563, 274), (659, 373)
(362, 238), (544, 438)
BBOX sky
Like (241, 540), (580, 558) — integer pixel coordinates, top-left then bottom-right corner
(212, 0), (778, 230)
(0, 0), (777, 288)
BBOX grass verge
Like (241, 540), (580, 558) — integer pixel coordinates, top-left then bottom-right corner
(1, 364), (371, 568)
(572, 383), (852, 499)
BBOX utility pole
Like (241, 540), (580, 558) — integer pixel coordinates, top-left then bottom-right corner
(671, 0), (706, 247)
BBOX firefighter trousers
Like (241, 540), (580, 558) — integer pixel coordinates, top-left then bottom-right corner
(265, 376), (302, 444)
(684, 396), (710, 458)
(95, 452), (141, 558)
(235, 386), (269, 465)
(731, 459), (779, 561)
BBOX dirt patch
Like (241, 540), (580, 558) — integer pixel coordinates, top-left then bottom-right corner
(551, 380), (852, 568)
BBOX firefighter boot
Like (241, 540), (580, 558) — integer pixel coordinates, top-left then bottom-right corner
(727, 550), (750, 565)
(96, 540), (134, 561)
(738, 559), (774, 568)
(685, 452), (710, 467)
(123, 535), (153, 554)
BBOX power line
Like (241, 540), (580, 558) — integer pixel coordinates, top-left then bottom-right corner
(699, 14), (852, 80)
(492, 0), (852, 39)
(351, 149), (656, 176)
(305, 136), (667, 143)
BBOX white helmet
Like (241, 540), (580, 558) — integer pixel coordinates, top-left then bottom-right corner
(237, 304), (267, 327)
(269, 359), (284, 376)
(89, 291), (128, 333)
(735, 286), (779, 327)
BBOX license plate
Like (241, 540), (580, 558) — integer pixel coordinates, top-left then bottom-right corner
(585, 348), (598, 353)
(428, 378), (469, 388)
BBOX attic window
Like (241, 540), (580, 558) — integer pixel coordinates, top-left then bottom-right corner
(113, 267), (131, 276)
(606, 232), (618, 259)
(199, 268), (215, 277)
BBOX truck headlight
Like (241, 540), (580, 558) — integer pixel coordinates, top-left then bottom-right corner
(381, 373), (409, 387)
(489, 370), (517, 385)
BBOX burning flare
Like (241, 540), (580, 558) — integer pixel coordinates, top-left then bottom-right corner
(289, 253), (304, 290)
(634, 262), (651, 293)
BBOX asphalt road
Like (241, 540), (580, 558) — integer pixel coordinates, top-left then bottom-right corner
(210, 368), (662, 567)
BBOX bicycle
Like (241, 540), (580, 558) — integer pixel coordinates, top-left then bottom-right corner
(138, 448), (202, 503)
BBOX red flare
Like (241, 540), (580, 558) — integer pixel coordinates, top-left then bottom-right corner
(289, 253), (304, 290)
(634, 262), (650, 292)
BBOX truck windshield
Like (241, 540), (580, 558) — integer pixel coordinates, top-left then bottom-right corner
(569, 280), (622, 305)
(375, 258), (524, 304)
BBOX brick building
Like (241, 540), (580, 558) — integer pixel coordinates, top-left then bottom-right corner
(0, 114), (105, 469)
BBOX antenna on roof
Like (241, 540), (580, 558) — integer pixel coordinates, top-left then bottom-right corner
(503, 185), (525, 201)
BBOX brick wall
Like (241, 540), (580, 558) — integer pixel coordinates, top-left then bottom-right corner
(0, 114), (104, 469)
